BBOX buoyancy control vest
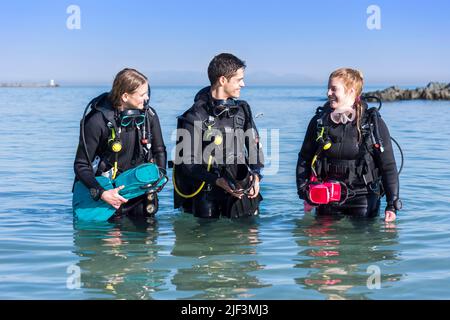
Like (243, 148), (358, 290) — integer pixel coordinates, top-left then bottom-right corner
(311, 102), (384, 191)
(172, 87), (263, 211)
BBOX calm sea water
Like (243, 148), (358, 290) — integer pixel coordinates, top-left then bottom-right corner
(0, 86), (449, 300)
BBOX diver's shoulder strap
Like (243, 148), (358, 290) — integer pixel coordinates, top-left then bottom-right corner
(88, 94), (120, 173)
(82, 93), (112, 123)
(146, 106), (156, 118)
(315, 105), (325, 117)
(361, 107), (381, 150)
(144, 106), (156, 137)
(237, 100), (259, 133)
(363, 107), (380, 124)
(315, 104), (332, 129)
(314, 104), (332, 145)
(92, 98), (117, 127)
(237, 100), (250, 117)
(356, 107), (382, 185)
(177, 101), (213, 131)
(176, 115), (196, 127)
(82, 92), (118, 152)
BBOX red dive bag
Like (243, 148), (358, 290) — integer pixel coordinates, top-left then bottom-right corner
(308, 177), (342, 205)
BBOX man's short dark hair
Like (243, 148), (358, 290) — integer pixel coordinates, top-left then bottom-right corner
(207, 53), (246, 86)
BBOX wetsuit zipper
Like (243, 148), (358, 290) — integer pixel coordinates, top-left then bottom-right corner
(337, 123), (347, 159)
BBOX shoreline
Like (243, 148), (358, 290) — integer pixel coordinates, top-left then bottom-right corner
(0, 82), (59, 88)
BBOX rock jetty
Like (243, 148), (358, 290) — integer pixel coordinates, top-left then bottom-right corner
(363, 82), (450, 101)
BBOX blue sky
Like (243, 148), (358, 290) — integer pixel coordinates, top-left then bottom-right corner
(1, 0), (449, 85)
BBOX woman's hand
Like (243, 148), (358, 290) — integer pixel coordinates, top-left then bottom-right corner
(101, 185), (128, 209)
(247, 174), (260, 199)
(384, 210), (396, 222)
(304, 201), (316, 213)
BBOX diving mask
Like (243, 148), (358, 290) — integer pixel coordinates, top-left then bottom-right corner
(330, 108), (356, 124)
(212, 98), (239, 117)
(119, 109), (146, 127)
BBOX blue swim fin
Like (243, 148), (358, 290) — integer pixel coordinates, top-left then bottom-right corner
(72, 164), (167, 222)
(72, 176), (116, 222)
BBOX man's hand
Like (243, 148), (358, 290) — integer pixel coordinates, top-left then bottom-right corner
(101, 185), (128, 209)
(216, 178), (243, 199)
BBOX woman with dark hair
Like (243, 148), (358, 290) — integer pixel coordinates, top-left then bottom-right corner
(296, 68), (401, 221)
(73, 68), (167, 220)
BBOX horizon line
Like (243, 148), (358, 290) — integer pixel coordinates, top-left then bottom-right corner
(1, 81), (447, 88)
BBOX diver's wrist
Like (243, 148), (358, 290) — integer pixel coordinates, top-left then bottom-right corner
(252, 171), (262, 181)
(90, 187), (105, 201)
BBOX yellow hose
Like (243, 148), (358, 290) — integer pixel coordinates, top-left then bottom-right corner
(173, 155), (213, 198)
(112, 160), (118, 179)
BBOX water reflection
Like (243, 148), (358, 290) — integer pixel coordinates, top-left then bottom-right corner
(293, 214), (402, 300)
(170, 214), (270, 299)
(72, 216), (169, 299)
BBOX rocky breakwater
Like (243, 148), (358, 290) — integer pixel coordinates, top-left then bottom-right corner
(363, 82), (450, 101)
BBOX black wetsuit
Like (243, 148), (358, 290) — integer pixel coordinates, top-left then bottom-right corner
(174, 87), (264, 218)
(296, 103), (399, 217)
(73, 93), (167, 218)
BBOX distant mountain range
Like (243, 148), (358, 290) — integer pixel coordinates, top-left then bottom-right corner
(145, 71), (318, 86)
